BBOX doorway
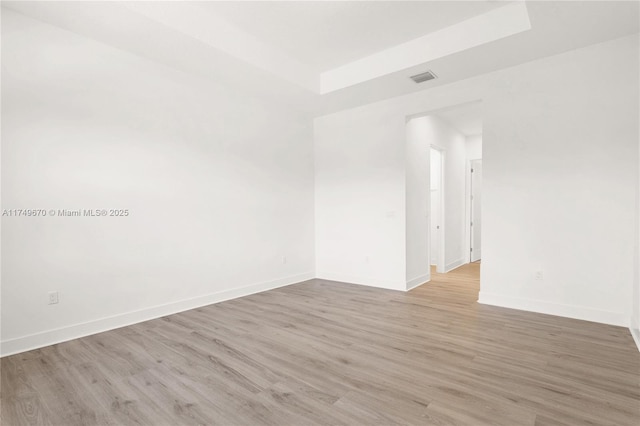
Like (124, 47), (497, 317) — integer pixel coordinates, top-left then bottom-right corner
(430, 146), (445, 273)
(470, 159), (482, 262)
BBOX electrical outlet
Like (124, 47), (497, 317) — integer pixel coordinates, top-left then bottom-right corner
(534, 270), (543, 280)
(365, 256), (370, 264)
(282, 256), (287, 264)
(48, 291), (59, 305)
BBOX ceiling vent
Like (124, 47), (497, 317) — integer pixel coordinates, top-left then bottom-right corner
(410, 70), (437, 84)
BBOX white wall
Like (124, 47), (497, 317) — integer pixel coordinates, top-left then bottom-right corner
(479, 34), (637, 327)
(466, 135), (483, 160)
(633, 69), (640, 348)
(406, 115), (467, 276)
(315, 33), (638, 326)
(314, 106), (407, 290)
(1, 10), (315, 355)
(634, 32), (640, 350)
(464, 134), (483, 263)
(405, 118), (430, 289)
(426, 116), (467, 272)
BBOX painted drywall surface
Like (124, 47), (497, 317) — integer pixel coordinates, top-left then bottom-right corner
(1, 11), (315, 352)
(634, 120), (640, 348)
(425, 116), (467, 271)
(464, 134), (483, 263)
(315, 34), (638, 325)
(634, 32), (640, 347)
(405, 117), (430, 288)
(405, 115), (467, 276)
(321, 1), (531, 93)
(479, 34), (637, 327)
(466, 135), (483, 160)
(314, 106), (406, 290)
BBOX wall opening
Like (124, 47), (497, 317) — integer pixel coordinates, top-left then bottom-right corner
(405, 100), (482, 291)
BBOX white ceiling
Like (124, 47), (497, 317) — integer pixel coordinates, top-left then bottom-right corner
(199, 1), (507, 71)
(319, 0), (640, 113)
(3, 1), (639, 116)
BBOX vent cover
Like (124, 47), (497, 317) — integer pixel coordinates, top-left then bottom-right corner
(410, 70), (437, 83)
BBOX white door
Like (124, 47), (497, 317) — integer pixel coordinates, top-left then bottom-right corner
(430, 148), (442, 266)
(470, 160), (482, 262)
(430, 188), (440, 265)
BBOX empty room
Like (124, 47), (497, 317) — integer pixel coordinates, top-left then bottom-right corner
(1, 1), (639, 425)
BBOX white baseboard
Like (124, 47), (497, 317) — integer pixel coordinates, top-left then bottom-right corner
(406, 273), (430, 291)
(315, 271), (403, 291)
(445, 258), (466, 273)
(478, 291), (628, 327)
(0, 272), (314, 357)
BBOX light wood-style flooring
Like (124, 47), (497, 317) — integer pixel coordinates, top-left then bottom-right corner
(2, 263), (639, 425)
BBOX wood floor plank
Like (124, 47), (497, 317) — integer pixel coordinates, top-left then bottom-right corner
(2, 263), (639, 425)
(1, 395), (53, 426)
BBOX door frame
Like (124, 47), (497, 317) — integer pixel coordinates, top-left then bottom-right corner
(429, 145), (446, 273)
